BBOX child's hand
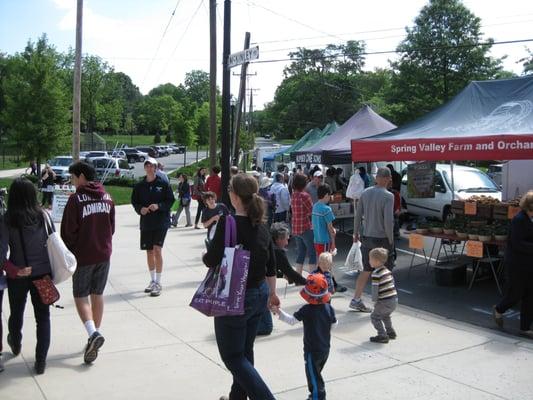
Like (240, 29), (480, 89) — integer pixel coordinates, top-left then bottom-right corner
(270, 305), (280, 315)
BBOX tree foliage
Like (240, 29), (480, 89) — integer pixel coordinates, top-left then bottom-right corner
(385, 0), (505, 124)
(1, 35), (69, 167)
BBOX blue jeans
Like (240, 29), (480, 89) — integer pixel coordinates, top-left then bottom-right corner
(214, 281), (275, 400)
(295, 229), (317, 265)
(257, 308), (273, 336)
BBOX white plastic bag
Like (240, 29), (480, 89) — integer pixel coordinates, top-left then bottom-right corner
(346, 172), (364, 200)
(344, 241), (363, 273)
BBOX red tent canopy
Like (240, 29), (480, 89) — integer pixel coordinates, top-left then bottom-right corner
(351, 76), (533, 162)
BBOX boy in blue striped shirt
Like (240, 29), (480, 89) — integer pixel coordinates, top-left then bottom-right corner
(369, 247), (398, 343)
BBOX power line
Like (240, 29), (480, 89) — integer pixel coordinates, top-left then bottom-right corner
(245, 1), (345, 42)
(250, 38), (533, 65)
(258, 18), (533, 55)
(250, 15), (533, 47)
(141, 0), (182, 87)
(156, 0), (204, 83)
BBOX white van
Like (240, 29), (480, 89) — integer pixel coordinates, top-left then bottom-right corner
(400, 164), (501, 221)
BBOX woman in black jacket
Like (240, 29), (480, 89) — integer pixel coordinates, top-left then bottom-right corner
(0, 178), (53, 374)
(203, 173), (279, 400)
(171, 173), (192, 227)
(493, 191), (533, 337)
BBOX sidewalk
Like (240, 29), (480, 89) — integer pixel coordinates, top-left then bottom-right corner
(0, 168), (27, 179)
(0, 204), (531, 399)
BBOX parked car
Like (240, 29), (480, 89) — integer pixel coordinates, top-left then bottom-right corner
(154, 145), (170, 157)
(123, 148), (148, 163)
(48, 156), (73, 183)
(136, 146), (159, 158)
(400, 164), (501, 221)
(169, 144), (186, 154)
(109, 150), (127, 159)
(89, 157), (134, 181)
(85, 151), (110, 161)
(487, 163), (503, 187)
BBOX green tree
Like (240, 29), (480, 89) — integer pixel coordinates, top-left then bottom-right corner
(386, 0), (505, 124)
(519, 48), (533, 75)
(1, 35), (69, 172)
(193, 102), (210, 145)
(184, 70), (210, 107)
(81, 55), (111, 133)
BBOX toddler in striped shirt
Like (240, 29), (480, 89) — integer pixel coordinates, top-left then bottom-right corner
(369, 247), (398, 343)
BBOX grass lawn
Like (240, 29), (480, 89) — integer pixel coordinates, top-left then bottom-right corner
(0, 157), (26, 171)
(105, 185), (132, 206)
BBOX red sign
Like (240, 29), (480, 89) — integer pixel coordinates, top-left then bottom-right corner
(351, 134), (533, 161)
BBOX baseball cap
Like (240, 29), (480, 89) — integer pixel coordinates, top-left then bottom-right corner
(313, 171), (323, 177)
(144, 157), (157, 166)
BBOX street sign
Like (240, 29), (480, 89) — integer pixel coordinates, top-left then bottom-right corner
(228, 46), (259, 68)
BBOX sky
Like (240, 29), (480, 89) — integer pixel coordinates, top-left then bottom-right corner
(1, 0), (532, 110)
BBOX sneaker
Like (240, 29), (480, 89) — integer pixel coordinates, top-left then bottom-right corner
(387, 329), (397, 340)
(370, 335), (389, 343)
(7, 333), (21, 356)
(144, 281), (156, 293)
(150, 283), (162, 297)
(335, 285), (348, 293)
(349, 299), (373, 313)
(185, 224), (193, 227)
(219, 396), (229, 400)
(34, 360), (46, 375)
(84, 332), (105, 364)
(492, 305), (504, 328)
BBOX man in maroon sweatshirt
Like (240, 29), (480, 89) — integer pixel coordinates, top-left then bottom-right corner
(61, 161), (115, 365)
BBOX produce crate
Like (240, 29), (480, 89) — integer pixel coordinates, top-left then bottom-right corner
(476, 204), (492, 219)
(451, 200), (464, 215)
(493, 204), (509, 220)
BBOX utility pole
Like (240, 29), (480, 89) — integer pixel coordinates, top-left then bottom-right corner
(72, 0), (83, 161)
(232, 32), (251, 166)
(220, 0), (231, 206)
(209, 0), (217, 169)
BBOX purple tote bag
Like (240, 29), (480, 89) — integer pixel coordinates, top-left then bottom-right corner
(190, 215), (251, 317)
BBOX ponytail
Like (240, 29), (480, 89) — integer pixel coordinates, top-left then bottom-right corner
(246, 193), (266, 226)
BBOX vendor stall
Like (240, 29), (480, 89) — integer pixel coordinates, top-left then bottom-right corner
(351, 75), (533, 289)
(292, 105), (396, 165)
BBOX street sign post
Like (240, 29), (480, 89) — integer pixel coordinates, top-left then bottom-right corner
(228, 46), (259, 68)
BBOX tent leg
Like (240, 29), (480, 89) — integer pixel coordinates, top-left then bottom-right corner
(450, 161), (455, 202)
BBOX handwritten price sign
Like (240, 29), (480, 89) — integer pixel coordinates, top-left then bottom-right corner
(466, 240), (483, 258)
(464, 202), (477, 216)
(409, 234), (425, 250)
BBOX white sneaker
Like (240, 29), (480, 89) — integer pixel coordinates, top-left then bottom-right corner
(150, 283), (162, 297)
(144, 281), (156, 293)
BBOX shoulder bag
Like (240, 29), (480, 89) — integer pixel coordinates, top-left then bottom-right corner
(42, 211), (77, 284)
(190, 215), (250, 317)
(17, 227), (60, 305)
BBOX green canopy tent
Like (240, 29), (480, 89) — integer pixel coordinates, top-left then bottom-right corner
(275, 127), (321, 163)
(288, 121), (340, 161)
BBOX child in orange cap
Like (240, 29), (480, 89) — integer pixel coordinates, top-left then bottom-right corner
(273, 273), (337, 400)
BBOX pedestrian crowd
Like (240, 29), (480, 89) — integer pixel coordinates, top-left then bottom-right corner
(1, 158), (532, 400)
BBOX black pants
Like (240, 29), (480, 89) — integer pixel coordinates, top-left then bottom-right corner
(195, 199), (205, 225)
(7, 278), (51, 362)
(496, 266), (533, 331)
(305, 351), (329, 400)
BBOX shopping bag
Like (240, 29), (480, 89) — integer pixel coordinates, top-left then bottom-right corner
(190, 215), (250, 317)
(43, 212), (77, 285)
(171, 197), (181, 212)
(344, 241), (363, 273)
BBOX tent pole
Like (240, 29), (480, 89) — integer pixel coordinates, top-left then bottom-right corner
(352, 162), (356, 237)
(450, 161), (455, 202)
